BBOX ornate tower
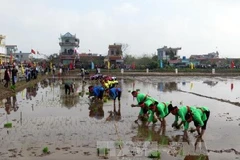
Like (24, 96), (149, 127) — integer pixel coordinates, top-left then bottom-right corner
(59, 32), (80, 68)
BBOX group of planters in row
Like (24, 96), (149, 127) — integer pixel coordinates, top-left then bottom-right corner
(87, 74), (210, 139)
(130, 91), (210, 139)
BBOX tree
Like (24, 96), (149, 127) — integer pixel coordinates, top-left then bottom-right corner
(124, 54), (136, 64)
(121, 43), (130, 55)
(152, 54), (158, 61)
(45, 53), (59, 64)
(166, 49), (177, 60)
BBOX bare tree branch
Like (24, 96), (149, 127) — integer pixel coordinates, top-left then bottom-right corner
(121, 43), (130, 55)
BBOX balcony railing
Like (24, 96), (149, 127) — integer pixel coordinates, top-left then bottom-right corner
(59, 42), (79, 47)
(60, 52), (77, 55)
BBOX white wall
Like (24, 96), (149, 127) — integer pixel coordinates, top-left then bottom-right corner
(0, 46), (6, 54)
(60, 46), (78, 53)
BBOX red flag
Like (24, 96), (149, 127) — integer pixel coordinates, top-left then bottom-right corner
(10, 54), (13, 64)
(131, 62), (136, 69)
(231, 61), (235, 69)
(31, 49), (36, 54)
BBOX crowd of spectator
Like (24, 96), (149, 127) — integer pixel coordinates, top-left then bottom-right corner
(1, 63), (40, 89)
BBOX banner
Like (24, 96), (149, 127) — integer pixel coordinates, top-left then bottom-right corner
(21, 63), (24, 74)
(160, 60), (163, 68)
(91, 62), (94, 70)
(10, 54), (13, 64)
(107, 61), (110, 69)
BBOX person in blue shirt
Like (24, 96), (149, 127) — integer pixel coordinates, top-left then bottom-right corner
(88, 85), (104, 100)
(106, 87), (122, 114)
(109, 88), (121, 100)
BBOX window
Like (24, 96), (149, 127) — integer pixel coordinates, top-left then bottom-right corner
(16, 55), (19, 58)
(21, 55), (23, 58)
(111, 50), (114, 55)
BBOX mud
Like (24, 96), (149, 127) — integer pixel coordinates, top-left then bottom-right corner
(208, 148), (240, 155)
(0, 76), (240, 160)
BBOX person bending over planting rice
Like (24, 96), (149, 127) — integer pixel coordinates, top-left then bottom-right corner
(185, 106), (210, 138)
(88, 85), (104, 100)
(149, 101), (173, 126)
(106, 87), (121, 106)
(131, 90), (158, 123)
(64, 81), (74, 95)
(142, 100), (159, 126)
(169, 105), (196, 138)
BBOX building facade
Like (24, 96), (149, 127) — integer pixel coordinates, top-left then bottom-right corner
(189, 51), (219, 60)
(0, 35), (11, 64)
(76, 53), (104, 69)
(6, 45), (31, 63)
(0, 35), (6, 54)
(157, 46), (181, 61)
(6, 45), (18, 55)
(104, 43), (124, 68)
(59, 32), (80, 67)
(14, 52), (31, 63)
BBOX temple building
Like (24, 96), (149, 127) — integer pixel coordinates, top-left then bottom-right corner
(59, 32), (80, 68)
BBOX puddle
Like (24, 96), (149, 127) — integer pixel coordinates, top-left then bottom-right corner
(0, 76), (239, 159)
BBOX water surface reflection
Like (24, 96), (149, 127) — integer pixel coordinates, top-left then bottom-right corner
(89, 99), (104, 120)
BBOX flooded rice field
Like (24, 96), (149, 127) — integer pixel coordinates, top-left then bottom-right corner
(0, 76), (240, 160)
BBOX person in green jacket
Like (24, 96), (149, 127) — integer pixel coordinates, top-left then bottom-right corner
(143, 99), (158, 126)
(131, 91), (158, 123)
(131, 91), (158, 107)
(148, 102), (173, 126)
(169, 105), (196, 138)
(185, 106), (210, 138)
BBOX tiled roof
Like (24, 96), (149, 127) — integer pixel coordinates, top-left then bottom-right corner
(108, 45), (122, 49)
(169, 59), (181, 64)
(62, 32), (74, 37)
(6, 45), (17, 47)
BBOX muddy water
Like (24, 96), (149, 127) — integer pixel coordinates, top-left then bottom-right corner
(0, 76), (239, 160)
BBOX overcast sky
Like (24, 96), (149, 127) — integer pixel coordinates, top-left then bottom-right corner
(1, 0), (240, 58)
